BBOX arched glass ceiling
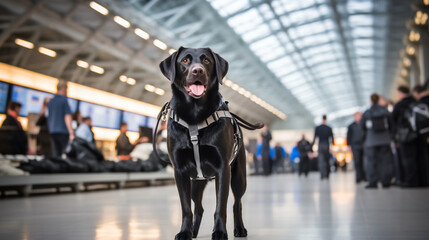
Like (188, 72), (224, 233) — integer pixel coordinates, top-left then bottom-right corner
(208, 0), (400, 120)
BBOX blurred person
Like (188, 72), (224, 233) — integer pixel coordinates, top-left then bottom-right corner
(72, 110), (82, 130)
(392, 86), (418, 187)
(0, 101), (28, 155)
(116, 122), (135, 160)
(312, 115), (334, 180)
(36, 97), (51, 156)
(347, 111), (366, 183)
(289, 143), (300, 173)
(255, 137), (263, 174)
(297, 134), (312, 177)
(75, 117), (94, 146)
(47, 81), (74, 157)
(412, 84), (429, 186)
(272, 142), (287, 174)
(261, 125), (272, 176)
(360, 93), (393, 189)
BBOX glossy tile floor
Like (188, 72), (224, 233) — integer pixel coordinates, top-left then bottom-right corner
(1, 172), (429, 240)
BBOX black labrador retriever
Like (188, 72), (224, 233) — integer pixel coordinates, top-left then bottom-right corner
(159, 47), (250, 240)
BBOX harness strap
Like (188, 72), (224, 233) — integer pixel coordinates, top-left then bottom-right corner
(188, 124), (205, 179)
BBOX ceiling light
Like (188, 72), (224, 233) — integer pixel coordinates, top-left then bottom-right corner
(89, 65), (104, 74)
(224, 79), (233, 87)
(409, 30), (420, 42)
(38, 47), (56, 57)
(89, 1), (108, 15)
(153, 39), (167, 50)
(76, 60), (89, 68)
(425, 0), (429, 5)
(414, 11), (428, 25)
(231, 83), (239, 91)
(168, 49), (176, 55)
(119, 75), (127, 82)
(401, 69), (408, 77)
(134, 28), (150, 40)
(155, 88), (165, 96)
(114, 16), (130, 28)
(15, 38), (34, 49)
(145, 84), (156, 92)
(126, 78), (136, 85)
(406, 46), (416, 55)
(403, 58), (411, 67)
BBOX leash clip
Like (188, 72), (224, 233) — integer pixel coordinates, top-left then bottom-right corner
(161, 107), (169, 122)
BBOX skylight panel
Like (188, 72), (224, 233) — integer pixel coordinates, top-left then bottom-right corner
(347, 0), (373, 13)
(349, 15), (373, 26)
(242, 24), (271, 42)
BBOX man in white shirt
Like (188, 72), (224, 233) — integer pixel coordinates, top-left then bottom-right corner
(75, 117), (94, 144)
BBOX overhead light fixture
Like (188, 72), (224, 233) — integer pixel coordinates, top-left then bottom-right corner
(126, 78), (136, 85)
(414, 11), (428, 25)
(145, 84), (156, 92)
(231, 83), (239, 91)
(409, 30), (420, 42)
(89, 1), (109, 15)
(76, 60), (89, 68)
(155, 88), (165, 96)
(114, 16), (130, 28)
(15, 38), (34, 49)
(89, 65), (104, 74)
(153, 39), (167, 50)
(406, 46), (416, 55)
(403, 57), (411, 67)
(224, 79), (233, 87)
(134, 28), (150, 40)
(119, 75), (127, 82)
(425, 0), (429, 6)
(38, 47), (56, 57)
(401, 69), (408, 77)
(168, 49), (177, 55)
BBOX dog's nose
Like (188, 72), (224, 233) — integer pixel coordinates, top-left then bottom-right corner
(191, 66), (205, 76)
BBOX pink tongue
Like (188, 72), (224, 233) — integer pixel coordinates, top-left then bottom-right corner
(189, 84), (204, 96)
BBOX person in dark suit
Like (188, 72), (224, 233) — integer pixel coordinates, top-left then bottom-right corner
(312, 115), (334, 180)
(413, 84), (429, 187)
(392, 86), (418, 187)
(347, 111), (366, 183)
(261, 125), (272, 176)
(360, 93), (393, 189)
(0, 101), (28, 155)
(297, 134), (312, 177)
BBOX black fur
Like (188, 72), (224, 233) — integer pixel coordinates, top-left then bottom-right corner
(159, 47), (248, 240)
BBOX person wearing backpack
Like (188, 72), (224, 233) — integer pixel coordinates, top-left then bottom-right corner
(392, 86), (419, 188)
(413, 84), (429, 186)
(359, 93), (393, 189)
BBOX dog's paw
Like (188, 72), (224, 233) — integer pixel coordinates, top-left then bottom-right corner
(234, 226), (248, 237)
(211, 231), (228, 240)
(175, 231), (192, 240)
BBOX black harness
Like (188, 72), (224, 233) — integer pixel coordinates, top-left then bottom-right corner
(153, 102), (242, 180)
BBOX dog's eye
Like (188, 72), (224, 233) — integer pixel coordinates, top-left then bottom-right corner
(203, 58), (210, 64)
(182, 58), (189, 64)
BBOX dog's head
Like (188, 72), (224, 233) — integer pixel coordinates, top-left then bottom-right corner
(159, 47), (228, 99)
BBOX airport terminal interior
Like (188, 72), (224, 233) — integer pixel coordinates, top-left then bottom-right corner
(0, 0), (429, 239)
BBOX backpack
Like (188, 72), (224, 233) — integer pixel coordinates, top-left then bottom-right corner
(409, 102), (429, 136)
(366, 110), (388, 132)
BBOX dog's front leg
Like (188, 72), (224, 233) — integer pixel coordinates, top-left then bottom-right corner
(212, 166), (231, 240)
(174, 171), (193, 240)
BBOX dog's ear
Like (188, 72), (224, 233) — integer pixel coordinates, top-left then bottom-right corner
(208, 48), (228, 84)
(159, 47), (184, 82)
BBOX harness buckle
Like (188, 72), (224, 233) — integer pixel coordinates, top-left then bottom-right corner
(190, 135), (198, 143)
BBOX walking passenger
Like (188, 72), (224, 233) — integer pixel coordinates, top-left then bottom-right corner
(360, 93), (393, 189)
(297, 134), (312, 177)
(347, 112), (366, 183)
(312, 115), (334, 180)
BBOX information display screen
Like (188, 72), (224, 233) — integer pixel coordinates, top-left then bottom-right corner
(122, 111), (147, 132)
(11, 85), (54, 116)
(79, 101), (121, 129)
(146, 117), (157, 131)
(0, 82), (8, 113)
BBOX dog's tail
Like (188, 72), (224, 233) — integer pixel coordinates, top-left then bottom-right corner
(230, 112), (264, 130)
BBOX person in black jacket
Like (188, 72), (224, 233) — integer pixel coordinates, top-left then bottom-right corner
(0, 101), (28, 155)
(261, 125), (272, 176)
(347, 111), (366, 183)
(297, 134), (312, 177)
(312, 115), (334, 180)
(392, 86), (418, 187)
(413, 84), (429, 187)
(360, 93), (393, 189)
